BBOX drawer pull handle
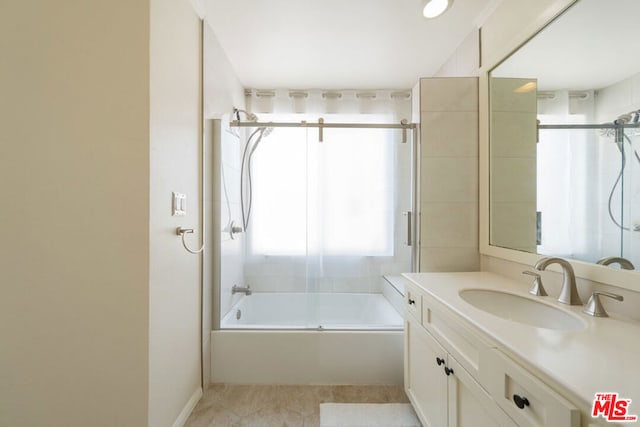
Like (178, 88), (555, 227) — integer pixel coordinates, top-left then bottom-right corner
(436, 357), (445, 366)
(408, 298), (416, 305)
(444, 366), (454, 376)
(513, 394), (530, 409)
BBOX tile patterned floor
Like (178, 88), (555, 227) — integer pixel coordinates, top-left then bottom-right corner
(184, 384), (410, 427)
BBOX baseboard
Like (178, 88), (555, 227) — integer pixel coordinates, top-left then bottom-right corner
(172, 387), (203, 427)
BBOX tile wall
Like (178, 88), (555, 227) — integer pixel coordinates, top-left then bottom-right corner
(216, 124), (246, 322)
(417, 77), (480, 271)
(489, 78), (538, 253)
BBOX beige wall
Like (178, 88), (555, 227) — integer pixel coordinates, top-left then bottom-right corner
(203, 22), (246, 119)
(149, 0), (203, 426)
(434, 29), (479, 78)
(0, 2), (150, 426)
(1, 0), (208, 426)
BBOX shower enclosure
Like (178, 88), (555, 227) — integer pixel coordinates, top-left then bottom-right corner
(536, 121), (640, 268)
(212, 116), (418, 331)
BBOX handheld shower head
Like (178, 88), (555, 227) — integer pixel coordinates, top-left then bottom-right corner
(614, 113), (632, 125)
(233, 108), (258, 122)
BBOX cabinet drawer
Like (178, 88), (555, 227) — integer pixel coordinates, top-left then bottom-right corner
(422, 293), (492, 386)
(405, 284), (423, 322)
(487, 349), (580, 427)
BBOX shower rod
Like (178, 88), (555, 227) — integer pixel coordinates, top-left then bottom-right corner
(230, 118), (416, 142)
(229, 119), (416, 129)
(538, 123), (640, 129)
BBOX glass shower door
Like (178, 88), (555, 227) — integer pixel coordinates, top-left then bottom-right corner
(221, 119), (416, 330)
(303, 125), (415, 329)
(620, 126), (640, 268)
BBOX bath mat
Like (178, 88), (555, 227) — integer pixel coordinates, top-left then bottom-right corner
(319, 403), (421, 427)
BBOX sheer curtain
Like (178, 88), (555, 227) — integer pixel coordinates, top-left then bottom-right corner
(537, 90), (600, 261)
(242, 90), (412, 296)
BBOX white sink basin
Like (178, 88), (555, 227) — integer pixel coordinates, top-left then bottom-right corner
(459, 289), (586, 331)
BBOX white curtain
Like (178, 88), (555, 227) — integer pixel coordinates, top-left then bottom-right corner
(537, 90), (601, 261)
(242, 89), (412, 295)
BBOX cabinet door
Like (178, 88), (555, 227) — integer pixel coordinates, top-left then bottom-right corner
(448, 356), (517, 427)
(405, 317), (448, 427)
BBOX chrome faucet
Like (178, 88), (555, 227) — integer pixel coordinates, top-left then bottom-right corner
(534, 257), (582, 305)
(596, 256), (635, 270)
(232, 284), (252, 296)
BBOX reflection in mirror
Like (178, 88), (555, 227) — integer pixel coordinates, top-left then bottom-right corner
(489, 0), (640, 271)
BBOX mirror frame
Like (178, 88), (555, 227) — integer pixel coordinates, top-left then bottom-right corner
(478, 0), (639, 292)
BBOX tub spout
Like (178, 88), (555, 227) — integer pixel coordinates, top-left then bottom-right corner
(232, 284), (252, 296)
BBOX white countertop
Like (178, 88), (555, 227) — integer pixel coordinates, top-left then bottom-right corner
(402, 271), (640, 416)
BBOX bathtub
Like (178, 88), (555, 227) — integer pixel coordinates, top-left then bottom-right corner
(212, 292), (404, 384)
(220, 292), (403, 330)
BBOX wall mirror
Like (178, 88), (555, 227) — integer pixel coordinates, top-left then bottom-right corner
(488, 0), (640, 275)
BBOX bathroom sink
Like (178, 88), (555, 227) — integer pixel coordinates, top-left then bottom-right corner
(459, 289), (586, 331)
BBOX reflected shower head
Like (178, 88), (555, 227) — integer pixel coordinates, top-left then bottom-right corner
(614, 114), (632, 125)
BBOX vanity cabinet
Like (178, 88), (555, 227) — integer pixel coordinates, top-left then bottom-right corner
(405, 291), (516, 427)
(404, 282), (581, 427)
(405, 316), (448, 426)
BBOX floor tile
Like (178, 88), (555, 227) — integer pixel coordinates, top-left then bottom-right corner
(184, 384), (409, 427)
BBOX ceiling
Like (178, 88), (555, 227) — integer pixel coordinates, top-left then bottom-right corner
(203, 0), (495, 90)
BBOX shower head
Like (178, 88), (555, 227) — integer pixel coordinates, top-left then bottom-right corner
(233, 108), (258, 122)
(614, 114), (632, 125)
(613, 110), (640, 125)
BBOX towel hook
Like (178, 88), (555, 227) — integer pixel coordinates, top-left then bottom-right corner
(176, 227), (204, 254)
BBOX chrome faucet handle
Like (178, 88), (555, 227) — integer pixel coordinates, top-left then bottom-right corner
(583, 291), (624, 317)
(522, 271), (547, 296)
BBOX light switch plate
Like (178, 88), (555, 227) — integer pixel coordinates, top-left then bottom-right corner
(172, 192), (186, 216)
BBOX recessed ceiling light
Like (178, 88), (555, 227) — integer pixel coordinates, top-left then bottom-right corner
(423, 0), (453, 19)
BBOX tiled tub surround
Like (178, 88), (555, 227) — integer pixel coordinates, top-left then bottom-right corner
(403, 271), (640, 425)
(184, 384), (409, 427)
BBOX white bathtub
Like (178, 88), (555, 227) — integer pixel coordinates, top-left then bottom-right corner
(220, 292), (403, 330)
(212, 292), (404, 384)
